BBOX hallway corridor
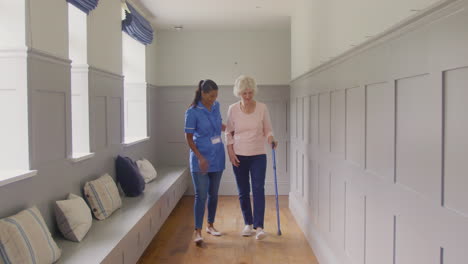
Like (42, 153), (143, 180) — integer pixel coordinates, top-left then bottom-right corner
(138, 196), (319, 264)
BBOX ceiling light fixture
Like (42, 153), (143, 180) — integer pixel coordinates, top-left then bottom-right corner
(174, 25), (183, 31)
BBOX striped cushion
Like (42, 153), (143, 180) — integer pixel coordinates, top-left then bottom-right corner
(55, 194), (92, 242)
(0, 206), (61, 264)
(83, 174), (122, 220)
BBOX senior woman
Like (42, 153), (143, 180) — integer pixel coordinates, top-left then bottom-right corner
(225, 75), (277, 240)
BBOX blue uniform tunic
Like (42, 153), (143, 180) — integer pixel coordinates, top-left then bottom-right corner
(184, 101), (225, 172)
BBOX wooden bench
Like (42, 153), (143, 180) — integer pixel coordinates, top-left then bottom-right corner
(56, 166), (190, 264)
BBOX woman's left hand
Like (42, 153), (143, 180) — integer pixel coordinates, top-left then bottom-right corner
(268, 136), (278, 149)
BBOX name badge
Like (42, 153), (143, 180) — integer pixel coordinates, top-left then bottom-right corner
(211, 136), (221, 144)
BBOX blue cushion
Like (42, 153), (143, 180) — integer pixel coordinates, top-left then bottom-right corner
(115, 155), (145, 197)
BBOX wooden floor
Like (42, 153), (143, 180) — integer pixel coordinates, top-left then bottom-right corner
(138, 196), (319, 264)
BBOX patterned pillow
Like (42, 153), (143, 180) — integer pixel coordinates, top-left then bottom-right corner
(136, 158), (157, 183)
(83, 174), (122, 220)
(55, 193), (92, 242)
(0, 206), (61, 264)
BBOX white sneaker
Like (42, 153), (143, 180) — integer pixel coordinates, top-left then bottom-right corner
(194, 232), (203, 244)
(255, 228), (266, 240)
(241, 225), (254, 236)
(206, 226), (222, 236)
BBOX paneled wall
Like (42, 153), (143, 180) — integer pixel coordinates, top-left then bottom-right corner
(0, 50), (161, 231)
(0, 0), (161, 232)
(289, 1), (468, 263)
(156, 85), (290, 195)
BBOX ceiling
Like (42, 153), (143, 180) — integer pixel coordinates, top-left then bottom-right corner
(134, 0), (295, 31)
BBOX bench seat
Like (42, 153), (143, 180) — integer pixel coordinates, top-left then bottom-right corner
(56, 166), (190, 264)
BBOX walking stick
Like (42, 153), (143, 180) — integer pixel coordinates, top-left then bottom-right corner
(272, 143), (282, 236)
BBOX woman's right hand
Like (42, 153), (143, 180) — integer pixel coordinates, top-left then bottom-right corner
(198, 156), (209, 173)
(228, 148), (240, 167)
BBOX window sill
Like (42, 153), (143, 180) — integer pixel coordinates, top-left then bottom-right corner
(123, 137), (150, 147)
(0, 170), (38, 187)
(69, 152), (95, 163)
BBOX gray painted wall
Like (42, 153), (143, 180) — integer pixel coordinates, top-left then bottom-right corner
(289, 1), (468, 263)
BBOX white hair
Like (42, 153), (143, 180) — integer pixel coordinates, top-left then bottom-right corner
(233, 75), (258, 98)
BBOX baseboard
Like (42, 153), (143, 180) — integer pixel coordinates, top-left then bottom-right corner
(289, 192), (341, 264)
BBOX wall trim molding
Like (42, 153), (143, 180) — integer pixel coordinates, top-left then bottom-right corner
(290, 0), (462, 85)
(28, 48), (71, 66)
(147, 83), (158, 90)
(89, 66), (124, 81)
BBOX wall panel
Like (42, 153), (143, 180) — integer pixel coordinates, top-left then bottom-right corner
(344, 185), (365, 264)
(318, 164), (331, 232)
(319, 93), (331, 153)
(346, 87), (365, 167)
(331, 90), (346, 158)
(366, 82), (395, 182)
(310, 95), (319, 146)
(444, 66), (468, 216)
(396, 74), (441, 202)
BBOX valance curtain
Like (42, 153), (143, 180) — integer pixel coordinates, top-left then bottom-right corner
(122, 3), (154, 45)
(67, 0), (99, 14)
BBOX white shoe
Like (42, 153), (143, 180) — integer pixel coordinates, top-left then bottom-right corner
(194, 232), (203, 244)
(206, 226), (222, 236)
(255, 228), (266, 240)
(241, 225), (254, 236)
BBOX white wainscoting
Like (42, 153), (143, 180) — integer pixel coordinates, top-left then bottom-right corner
(156, 85), (290, 195)
(289, 1), (468, 263)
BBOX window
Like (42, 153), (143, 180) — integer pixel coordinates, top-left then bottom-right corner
(122, 33), (148, 144)
(68, 1), (97, 162)
(0, 1), (36, 185)
(121, 3), (153, 145)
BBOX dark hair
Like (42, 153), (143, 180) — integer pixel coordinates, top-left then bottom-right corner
(190, 79), (218, 107)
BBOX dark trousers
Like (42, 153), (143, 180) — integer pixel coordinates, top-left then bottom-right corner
(233, 154), (267, 229)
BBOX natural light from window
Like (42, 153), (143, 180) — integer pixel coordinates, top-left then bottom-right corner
(122, 33), (148, 145)
(68, 3), (93, 161)
(0, 1), (36, 186)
